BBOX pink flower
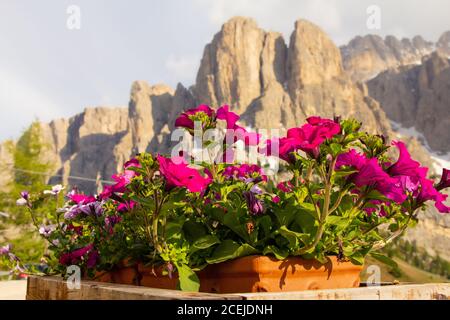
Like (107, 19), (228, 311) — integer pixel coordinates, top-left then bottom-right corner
(124, 158), (141, 170)
(272, 196), (280, 203)
(416, 176), (450, 214)
(68, 191), (96, 205)
(157, 155), (212, 193)
(99, 159), (140, 200)
(59, 244), (98, 268)
(231, 126), (261, 146)
(336, 149), (366, 170)
(217, 105), (239, 129)
(336, 150), (407, 204)
(223, 164), (266, 182)
(175, 105), (214, 130)
(277, 181), (294, 193)
(262, 137), (299, 164)
(387, 141), (422, 179)
(117, 200), (137, 212)
(287, 117), (340, 158)
(263, 117), (340, 162)
(436, 168), (450, 191)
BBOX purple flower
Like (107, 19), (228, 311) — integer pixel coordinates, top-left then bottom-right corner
(38, 224), (56, 238)
(64, 201), (104, 219)
(16, 191), (30, 207)
(0, 244), (12, 255)
(20, 191), (29, 201)
(243, 191), (264, 215)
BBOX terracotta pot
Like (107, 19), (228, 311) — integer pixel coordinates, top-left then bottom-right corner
(94, 259), (140, 286)
(138, 263), (179, 289)
(137, 255), (362, 293)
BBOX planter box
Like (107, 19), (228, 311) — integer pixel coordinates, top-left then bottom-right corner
(26, 276), (450, 300)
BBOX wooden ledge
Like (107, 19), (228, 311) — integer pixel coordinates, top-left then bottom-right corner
(26, 276), (449, 300)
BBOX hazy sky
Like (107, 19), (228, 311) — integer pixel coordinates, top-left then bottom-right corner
(1, 0), (449, 141)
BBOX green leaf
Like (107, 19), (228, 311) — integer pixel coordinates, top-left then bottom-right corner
(326, 215), (351, 231)
(349, 252), (365, 265)
(182, 220), (207, 243)
(176, 264), (200, 292)
(192, 235), (220, 251)
(278, 226), (309, 248)
(206, 240), (259, 264)
(333, 169), (358, 178)
(295, 208), (317, 234)
(263, 245), (289, 260)
(329, 143), (343, 157)
(370, 252), (398, 269)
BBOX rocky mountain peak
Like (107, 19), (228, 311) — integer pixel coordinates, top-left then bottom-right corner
(437, 31), (450, 55)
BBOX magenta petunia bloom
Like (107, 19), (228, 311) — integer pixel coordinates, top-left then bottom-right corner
(99, 161), (139, 200)
(277, 181), (294, 193)
(217, 105), (239, 129)
(59, 244), (97, 267)
(124, 158), (141, 170)
(416, 176), (450, 214)
(263, 116), (340, 162)
(157, 155), (212, 193)
(68, 191), (96, 205)
(287, 117), (340, 158)
(117, 200), (137, 212)
(336, 150), (407, 204)
(272, 196), (281, 203)
(223, 164), (266, 182)
(174, 105), (214, 130)
(436, 168), (450, 191)
(387, 141), (422, 179)
(336, 149), (366, 170)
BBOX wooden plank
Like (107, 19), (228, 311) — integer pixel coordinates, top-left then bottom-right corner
(26, 276), (241, 300)
(238, 283), (450, 300)
(26, 276), (450, 300)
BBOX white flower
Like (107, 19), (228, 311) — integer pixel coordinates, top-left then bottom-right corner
(16, 198), (28, 206)
(44, 184), (65, 196)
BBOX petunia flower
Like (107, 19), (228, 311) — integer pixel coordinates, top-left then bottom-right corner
(43, 184), (65, 196)
(39, 224), (56, 238)
(416, 176), (450, 214)
(175, 105), (215, 130)
(436, 168), (450, 191)
(67, 190), (96, 205)
(216, 105), (239, 129)
(336, 150), (407, 204)
(157, 155), (212, 193)
(223, 164), (266, 182)
(277, 181), (294, 193)
(16, 191), (31, 207)
(0, 244), (12, 255)
(387, 141), (422, 179)
(243, 191), (264, 215)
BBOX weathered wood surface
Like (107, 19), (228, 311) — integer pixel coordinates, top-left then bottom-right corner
(26, 276), (449, 300)
(240, 283), (450, 300)
(26, 276), (240, 300)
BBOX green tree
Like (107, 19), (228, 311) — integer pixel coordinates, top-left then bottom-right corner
(0, 121), (54, 268)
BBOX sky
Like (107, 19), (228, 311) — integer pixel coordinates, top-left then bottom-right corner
(1, 0), (449, 141)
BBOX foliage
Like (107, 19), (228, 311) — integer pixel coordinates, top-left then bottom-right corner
(0, 122), (54, 272)
(2, 107), (449, 291)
